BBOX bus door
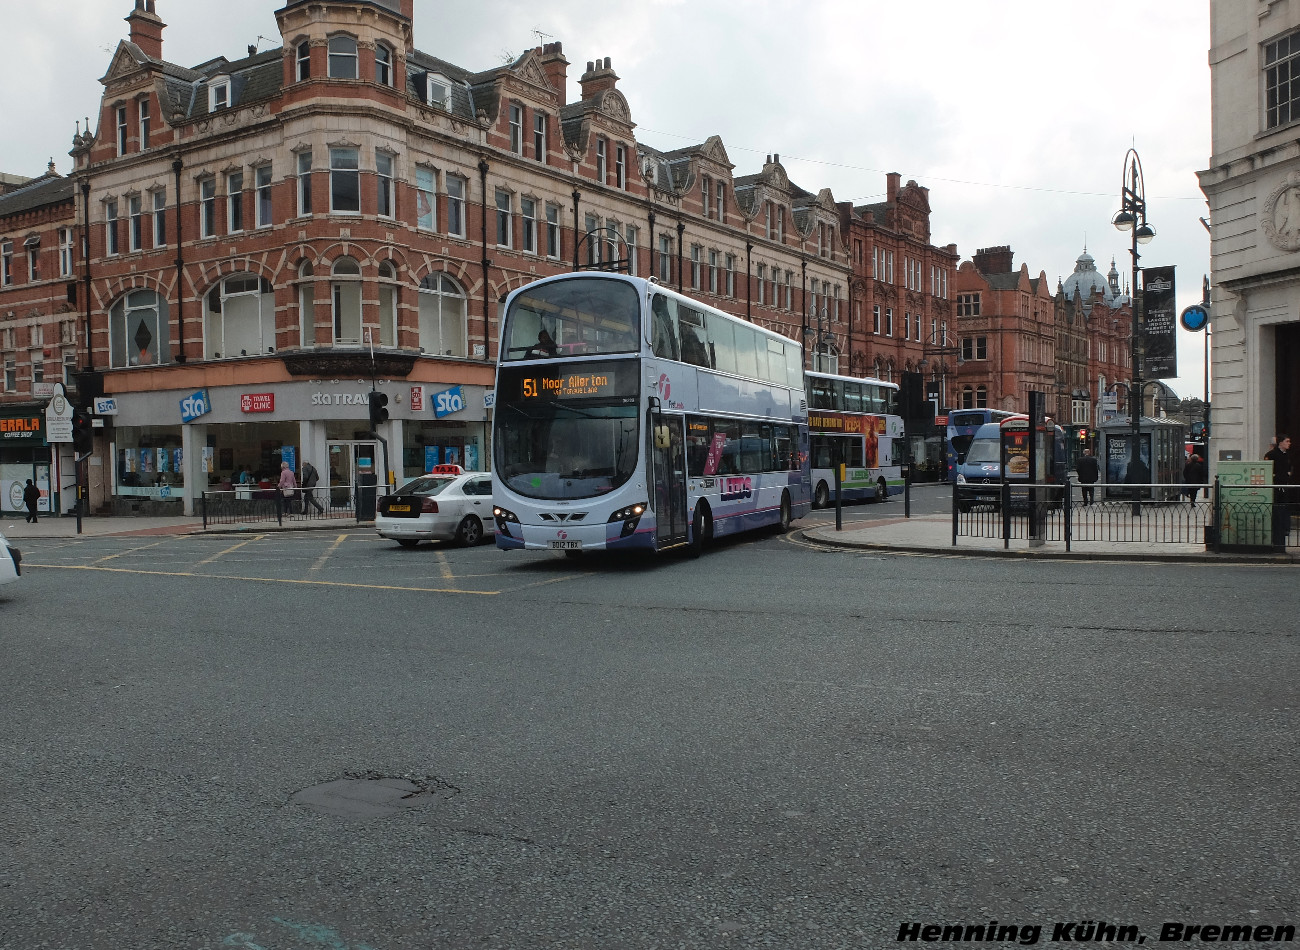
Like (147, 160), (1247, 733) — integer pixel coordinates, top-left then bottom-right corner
(649, 410), (688, 548)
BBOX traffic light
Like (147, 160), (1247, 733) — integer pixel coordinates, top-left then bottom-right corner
(367, 390), (389, 430)
(72, 407), (94, 456)
(1076, 427), (1088, 443)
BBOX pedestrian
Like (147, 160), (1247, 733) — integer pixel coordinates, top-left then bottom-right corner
(1264, 433), (1293, 486)
(22, 479), (40, 523)
(1076, 449), (1099, 505)
(277, 460), (298, 520)
(1264, 434), (1294, 534)
(1183, 453), (1207, 503)
(300, 459), (325, 515)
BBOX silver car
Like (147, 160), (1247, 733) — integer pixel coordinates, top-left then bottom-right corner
(0, 530), (21, 587)
(375, 469), (493, 547)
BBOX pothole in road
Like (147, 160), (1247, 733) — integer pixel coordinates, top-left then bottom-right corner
(290, 771), (460, 818)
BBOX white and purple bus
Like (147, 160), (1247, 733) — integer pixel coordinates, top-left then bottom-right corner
(491, 273), (810, 555)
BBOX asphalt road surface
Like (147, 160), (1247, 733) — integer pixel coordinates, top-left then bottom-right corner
(1, 506), (1295, 950)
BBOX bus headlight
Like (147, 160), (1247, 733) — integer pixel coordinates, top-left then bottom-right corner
(608, 502), (647, 537)
(493, 505), (519, 532)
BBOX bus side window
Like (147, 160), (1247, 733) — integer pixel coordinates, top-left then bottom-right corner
(678, 306), (712, 368)
(649, 294), (679, 361)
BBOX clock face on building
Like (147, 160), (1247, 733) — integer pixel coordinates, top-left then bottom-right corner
(1262, 173), (1300, 251)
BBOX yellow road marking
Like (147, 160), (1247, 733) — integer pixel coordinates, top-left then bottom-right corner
(26, 563), (500, 595)
(435, 550), (454, 580)
(310, 534), (349, 573)
(93, 538), (177, 564)
(192, 537), (262, 567)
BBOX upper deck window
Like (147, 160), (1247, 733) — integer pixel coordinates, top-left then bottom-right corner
(501, 277), (640, 362)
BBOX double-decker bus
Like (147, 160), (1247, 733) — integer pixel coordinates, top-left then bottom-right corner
(491, 273), (810, 555)
(805, 370), (904, 507)
(944, 408), (1018, 482)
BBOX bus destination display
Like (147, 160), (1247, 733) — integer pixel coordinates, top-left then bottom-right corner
(521, 369), (618, 399)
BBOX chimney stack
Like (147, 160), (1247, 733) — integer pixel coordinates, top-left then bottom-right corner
(539, 42), (569, 106)
(579, 56), (619, 102)
(126, 0), (166, 61)
(973, 246), (1015, 276)
(886, 172), (901, 204)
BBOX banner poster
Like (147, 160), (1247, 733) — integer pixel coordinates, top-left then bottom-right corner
(157, 448), (169, 473)
(424, 446), (440, 472)
(1141, 265), (1177, 379)
(280, 445), (297, 473)
(444, 446), (462, 467)
(202, 446), (214, 474)
(464, 443), (479, 471)
(173, 448), (183, 472)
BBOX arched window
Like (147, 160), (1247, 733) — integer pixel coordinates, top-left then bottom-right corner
(962, 386), (974, 410)
(205, 274), (275, 359)
(327, 35), (358, 79)
(873, 356), (885, 380)
(976, 385), (988, 409)
(813, 342), (838, 375)
(331, 257), (362, 345)
(376, 260), (398, 347)
(885, 359), (895, 383)
(418, 273), (467, 357)
(109, 290), (171, 368)
(296, 40), (311, 81)
(375, 44), (393, 87)
(298, 260), (315, 347)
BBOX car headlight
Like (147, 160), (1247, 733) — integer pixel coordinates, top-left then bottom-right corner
(956, 474), (966, 485)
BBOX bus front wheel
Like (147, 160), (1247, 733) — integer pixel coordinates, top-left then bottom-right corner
(690, 503), (712, 556)
(814, 481), (830, 509)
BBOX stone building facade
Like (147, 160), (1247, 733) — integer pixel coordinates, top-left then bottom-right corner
(1200, 1), (1300, 467)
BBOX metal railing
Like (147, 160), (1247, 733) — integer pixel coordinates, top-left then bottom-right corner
(200, 487), (357, 528)
(953, 478), (1297, 552)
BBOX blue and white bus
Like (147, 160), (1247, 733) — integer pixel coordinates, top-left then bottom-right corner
(805, 370), (904, 507)
(491, 273), (811, 555)
(944, 408), (1018, 482)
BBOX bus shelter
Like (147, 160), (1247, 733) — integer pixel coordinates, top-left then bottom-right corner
(1098, 416), (1186, 500)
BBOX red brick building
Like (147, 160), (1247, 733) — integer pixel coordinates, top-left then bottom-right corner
(1, 0), (854, 516)
(949, 245), (1134, 433)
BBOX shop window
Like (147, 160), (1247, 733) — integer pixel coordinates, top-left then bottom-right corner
(109, 289), (170, 368)
(205, 273), (275, 359)
(417, 273), (467, 357)
(331, 257), (363, 345)
(376, 261), (398, 347)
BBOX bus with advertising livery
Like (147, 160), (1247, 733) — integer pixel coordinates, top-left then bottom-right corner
(491, 272), (811, 555)
(805, 370), (904, 507)
(944, 408), (1018, 482)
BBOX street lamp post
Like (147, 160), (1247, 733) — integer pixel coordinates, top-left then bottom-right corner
(1113, 149), (1156, 515)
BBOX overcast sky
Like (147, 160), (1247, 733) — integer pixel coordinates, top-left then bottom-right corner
(3, 0), (1213, 399)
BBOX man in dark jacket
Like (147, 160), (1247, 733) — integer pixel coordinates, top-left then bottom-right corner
(22, 479), (40, 523)
(1183, 453), (1207, 503)
(300, 460), (325, 515)
(1076, 449), (1100, 505)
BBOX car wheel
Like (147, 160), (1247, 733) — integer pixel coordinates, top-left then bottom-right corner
(814, 481), (830, 509)
(875, 478), (889, 503)
(397, 539), (420, 548)
(456, 515), (484, 546)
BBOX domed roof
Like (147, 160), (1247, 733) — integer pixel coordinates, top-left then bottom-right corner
(1062, 248), (1115, 306)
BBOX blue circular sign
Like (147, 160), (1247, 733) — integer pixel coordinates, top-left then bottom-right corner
(1180, 304), (1209, 332)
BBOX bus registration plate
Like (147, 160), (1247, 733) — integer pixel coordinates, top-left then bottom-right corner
(548, 540), (581, 550)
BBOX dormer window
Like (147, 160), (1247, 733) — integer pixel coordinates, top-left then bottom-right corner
(376, 44), (393, 86)
(328, 35), (358, 79)
(427, 74), (451, 110)
(209, 78), (231, 112)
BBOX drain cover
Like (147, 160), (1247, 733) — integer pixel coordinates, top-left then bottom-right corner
(291, 774), (457, 818)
